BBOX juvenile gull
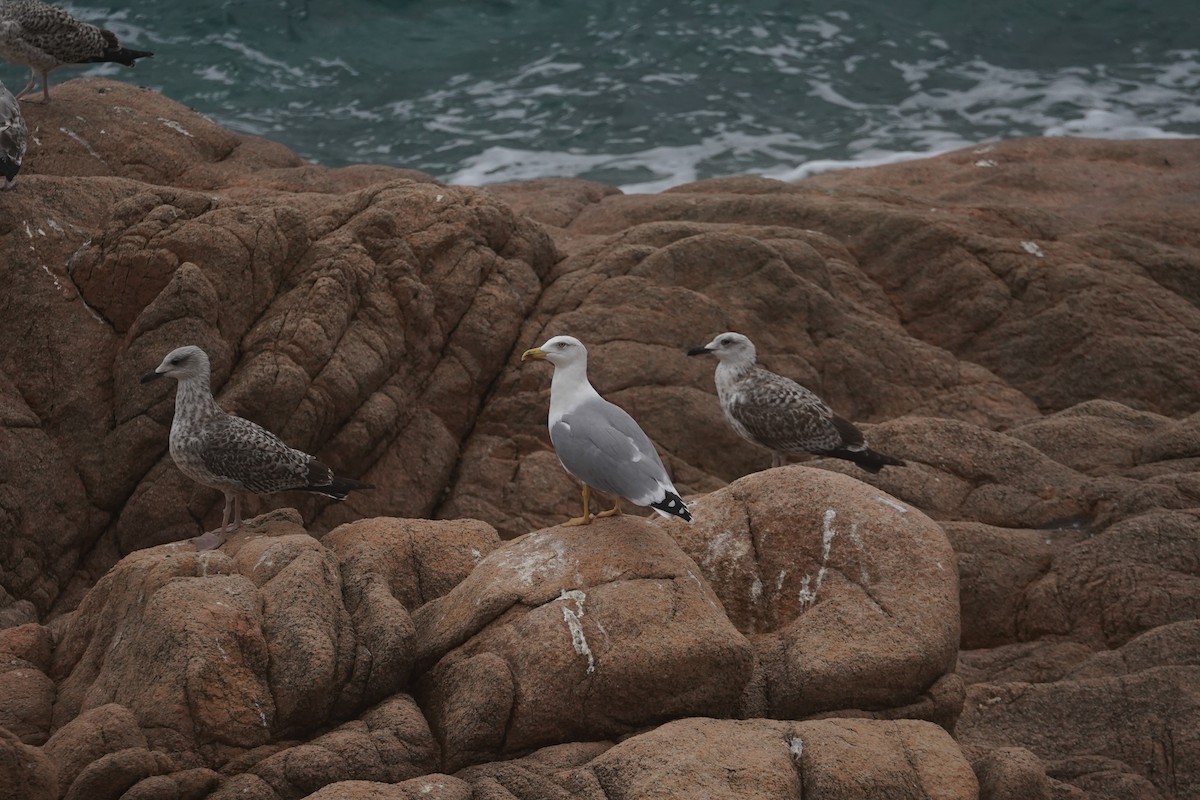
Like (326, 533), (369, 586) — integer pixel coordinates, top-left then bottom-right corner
(141, 345), (373, 549)
(0, 80), (25, 189)
(522, 335), (692, 525)
(688, 332), (905, 473)
(0, 0), (154, 103)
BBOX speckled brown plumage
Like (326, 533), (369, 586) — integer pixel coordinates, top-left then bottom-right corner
(141, 345), (372, 548)
(0, 0), (153, 102)
(689, 332), (905, 473)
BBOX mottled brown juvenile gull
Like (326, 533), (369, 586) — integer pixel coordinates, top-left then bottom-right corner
(0, 80), (25, 189)
(141, 345), (373, 549)
(522, 335), (692, 525)
(688, 332), (905, 473)
(0, 0), (154, 103)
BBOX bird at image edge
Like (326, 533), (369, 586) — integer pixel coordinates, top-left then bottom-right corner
(0, 0), (154, 103)
(0, 79), (26, 188)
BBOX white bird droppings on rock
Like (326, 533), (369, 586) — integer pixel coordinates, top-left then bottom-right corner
(559, 588), (595, 674)
(874, 495), (908, 513)
(788, 735), (804, 761)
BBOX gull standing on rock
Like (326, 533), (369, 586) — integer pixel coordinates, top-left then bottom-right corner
(688, 332), (905, 473)
(0, 0), (154, 103)
(141, 345), (373, 550)
(0, 79), (25, 189)
(522, 335), (692, 525)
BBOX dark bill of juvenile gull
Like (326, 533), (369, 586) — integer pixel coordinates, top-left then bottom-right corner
(688, 331), (905, 473)
(140, 345), (373, 550)
(0, 80), (26, 189)
(0, 0), (154, 103)
(522, 335), (692, 526)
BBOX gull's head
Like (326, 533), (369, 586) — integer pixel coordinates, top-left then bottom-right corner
(687, 332), (756, 364)
(140, 345), (211, 384)
(521, 335), (586, 368)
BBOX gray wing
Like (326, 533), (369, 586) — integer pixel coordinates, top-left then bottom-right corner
(550, 397), (675, 507)
(727, 368), (855, 454)
(0, 84), (25, 177)
(199, 414), (318, 494)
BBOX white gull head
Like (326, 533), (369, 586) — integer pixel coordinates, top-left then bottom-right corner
(521, 335), (599, 423)
(522, 334), (587, 369)
(688, 331), (757, 368)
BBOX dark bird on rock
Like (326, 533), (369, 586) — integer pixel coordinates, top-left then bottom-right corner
(141, 345), (373, 550)
(688, 332), (905, 473)
(0, 79), (26, 189)
(0, 0), (154, 103)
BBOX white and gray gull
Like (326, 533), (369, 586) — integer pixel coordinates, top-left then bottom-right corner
(522, 335), (692, 525)
(688, 332), (905, 473)
(0, 79), (25, 189)
(141, 345), (373, 549)
(0, 0), (154, 103)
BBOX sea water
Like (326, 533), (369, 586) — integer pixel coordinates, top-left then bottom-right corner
(4, 0), (1196, 192)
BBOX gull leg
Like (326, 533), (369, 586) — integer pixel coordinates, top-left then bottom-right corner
(771, 452), (785, 468)
(15, 69), (36, 99)
(40, 71), (51, 104)
(230, 494), (243, 533)
(595, 497), (622, 518)
(561, 484), (594, 527)
(191, 492), (233, 551)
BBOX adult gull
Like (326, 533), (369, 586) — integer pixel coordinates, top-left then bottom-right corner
(522, 335), (692, 525)
(141, 345), (373, 549)
(688, 332), (905, 473)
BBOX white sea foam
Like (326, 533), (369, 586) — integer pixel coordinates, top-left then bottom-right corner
(768, 145), (969, 182)
(14, 1), (1197, 193)
(196, 66), (236, 86)
(1044, 109), (1199, 139)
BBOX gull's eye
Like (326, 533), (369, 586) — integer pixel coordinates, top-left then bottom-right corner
(720, 337), (732, 346)
(557, 341), (569, 349)
(169, 357), (182, 365)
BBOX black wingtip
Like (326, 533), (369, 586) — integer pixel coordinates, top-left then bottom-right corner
(822, 447), (906, 473)
(85, 47), (155, 67)
(866, 451), (906, 471)
(302, 460), (374, 500)
(333, 477), (375, 493)
(686, 345), (711, 357)
(651, 492), (693, 523)
(308, 476), (374, 501)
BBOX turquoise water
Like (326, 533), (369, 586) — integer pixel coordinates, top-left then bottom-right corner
(5, 0), (1197, 190)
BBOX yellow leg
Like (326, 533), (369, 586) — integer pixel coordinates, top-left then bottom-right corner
(596, 497), (622, 518)
(562, 484), (594, 527)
